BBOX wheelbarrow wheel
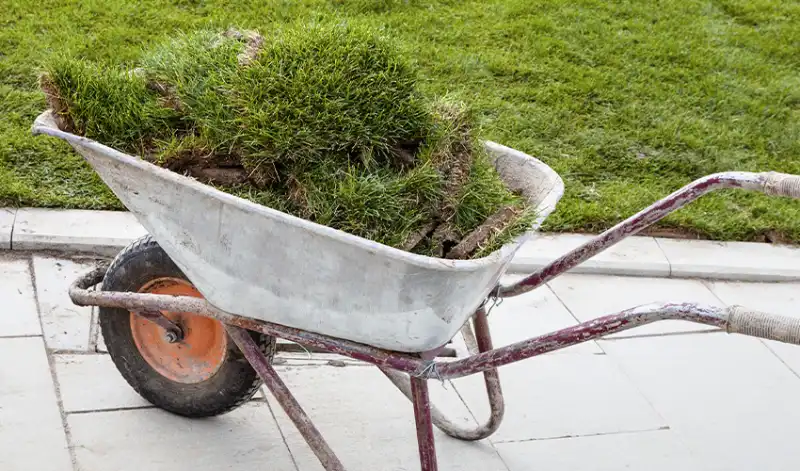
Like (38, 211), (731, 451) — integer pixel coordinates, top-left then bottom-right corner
(99, 235), (276, 418)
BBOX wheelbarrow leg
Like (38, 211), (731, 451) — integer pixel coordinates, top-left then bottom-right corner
(411, 376), (439, 471)
(226, 326), (347, 471)
(380, 307), (505, 441)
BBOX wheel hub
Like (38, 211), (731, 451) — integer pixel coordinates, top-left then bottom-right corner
(130, 278), (228, 384)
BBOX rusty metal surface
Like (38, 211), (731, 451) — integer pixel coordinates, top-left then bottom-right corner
(470, 309), (505, 436)
(74, 267), (800, 382)
(435, 303), (729, 379)
(71, 268), (731, 375)
(380, 310), (505, 441)
(225, 326), (346, 471)
(71, 264), (800, 471)
(410, 377), (439, 471)
(498, 171), (778, 298)
(380, 367), (504, 442)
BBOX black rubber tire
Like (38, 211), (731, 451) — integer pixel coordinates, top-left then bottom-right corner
(99, 235), (276, 418)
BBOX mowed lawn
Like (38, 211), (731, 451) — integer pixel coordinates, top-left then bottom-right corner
(1, 0), (799, 241)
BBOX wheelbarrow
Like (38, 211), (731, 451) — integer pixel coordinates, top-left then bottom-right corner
(32, 110), (800, 471)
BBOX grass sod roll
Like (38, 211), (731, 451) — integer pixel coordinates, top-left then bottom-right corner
(40, 23), (535, 259)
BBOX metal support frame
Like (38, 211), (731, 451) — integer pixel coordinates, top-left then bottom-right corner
(379, 308), (504, 442)
(70, 170), (800, 471)
(226, 325), (346, 471)
(499, 171), (800, 298)
(411, 377), (438, 471)
(76, 272), (732, 378)
(75, 264), (800, 378)
(79, 276), (800, 471)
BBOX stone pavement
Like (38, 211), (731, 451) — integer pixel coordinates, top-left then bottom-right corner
(3, 251), (800, 471)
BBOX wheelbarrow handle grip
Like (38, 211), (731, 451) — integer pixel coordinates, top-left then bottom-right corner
(727, 306), (800, 345)
(763, 171), (800, 199)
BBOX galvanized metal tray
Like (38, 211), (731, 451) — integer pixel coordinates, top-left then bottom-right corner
(33, 110), (564, 352)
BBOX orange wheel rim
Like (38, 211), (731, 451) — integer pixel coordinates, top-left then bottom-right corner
(131, 278), (228, 384)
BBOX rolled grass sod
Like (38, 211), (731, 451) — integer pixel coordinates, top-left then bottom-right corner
(41, 24), (536, 259)
(2, 0), (799, 242)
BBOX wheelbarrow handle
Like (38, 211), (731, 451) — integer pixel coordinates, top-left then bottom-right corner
(498, 170), (800, 299)
(727, 306), (800, 345)
(763, 172), (800, 199)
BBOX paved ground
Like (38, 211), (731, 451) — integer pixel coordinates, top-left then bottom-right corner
(3, 251), (800, 471)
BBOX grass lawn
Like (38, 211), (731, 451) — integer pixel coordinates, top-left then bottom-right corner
(2, 0), (799, 241)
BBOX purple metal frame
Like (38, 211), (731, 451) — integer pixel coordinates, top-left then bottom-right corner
(72, 267), (736, 379)
(499, 171), (787, 297)
(411, 377), (438, 471)
(226, 326), (346, 471)
(379, 309), (504, 442)
(68, 170), (800, 471)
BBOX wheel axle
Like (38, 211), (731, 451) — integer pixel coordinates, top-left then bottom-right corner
(164, 328), (182, 343)
(135, 309), (184, 342)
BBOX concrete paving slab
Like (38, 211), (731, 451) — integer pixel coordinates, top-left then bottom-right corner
(496, 429), (702, 471)
(470, 276), (601, 355)
(14, 208), (145, 256)
(705, 280), (800, 376)
(0, 337), (73, 471)
(63, 341), (265, 404)
(0, 257), (42, 337)
(267, 365), (508, 471)
(508, 233), (670, 277)
(453, 354), (665, 443)
(54, 354), (151, 412)
(0, 208), (15, 249)
(657, 238), (800, 281)
(548, 274), (723, 338)
(68, 403), (295, 471)
(33, 256), (95, 350)
(600, 333), (800, 471)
